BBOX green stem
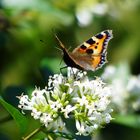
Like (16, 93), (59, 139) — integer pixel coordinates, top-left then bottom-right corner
(22, 125), (45, 140)
(48, 134), (53, 140)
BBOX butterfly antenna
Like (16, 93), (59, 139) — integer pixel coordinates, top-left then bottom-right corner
(55, 46), (63, 52)
(54, 34), (65, 50)
(51, 28), (65, 50)
(68, 46), (72, 51)
(52, 30), (67, 72)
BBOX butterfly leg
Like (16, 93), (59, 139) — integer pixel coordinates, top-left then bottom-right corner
(60, 66), (68, 74)
(70, 68), (82, 80)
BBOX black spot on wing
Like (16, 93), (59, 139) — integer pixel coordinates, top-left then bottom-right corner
(86, 38), (95, 45)
(95, 33), (103, 39)
(80, 44), (87, 50)
(95, 46), (98, 49)
(104, 30), (112, 39)
(102, 31), (112, 49)
(101, 54), (106, 61)
(86, 49), (94, 54)
(98, 54), (106, 67)
(104, 31), (110, 35)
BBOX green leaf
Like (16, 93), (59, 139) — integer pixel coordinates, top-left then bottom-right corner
(113, 114), (140, 128)
(0, 97), (28, 135)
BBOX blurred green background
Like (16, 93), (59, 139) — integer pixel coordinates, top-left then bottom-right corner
(0, 0), (140, 140)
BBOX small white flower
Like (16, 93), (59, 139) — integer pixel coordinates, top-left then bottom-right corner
(77, 96), (88, 106)
(61, 105), (76, 118)
(76, 9), (93, 27)
(76, 2), (109, 27)
(40, 113), (53, 127)
(102, 65), (116, 80)
(31, 108), (41, 119)
(102, 64), (140, 113)
(104, 113), (112, 123)
(75, 120), (86, 135)
(127, 75), (140, 94)
(55, 117), (66, 131)
(91, 3), (108, 15)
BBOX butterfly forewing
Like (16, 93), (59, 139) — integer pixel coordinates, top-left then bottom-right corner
(71, 30), (113, 71)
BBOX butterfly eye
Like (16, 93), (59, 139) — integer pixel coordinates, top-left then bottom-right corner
(86, 49), (94, 54)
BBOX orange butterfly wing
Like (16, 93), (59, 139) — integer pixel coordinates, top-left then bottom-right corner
(71, 30), (113, 71)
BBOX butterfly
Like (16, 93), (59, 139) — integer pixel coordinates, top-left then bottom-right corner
(55, 30), (113, 71)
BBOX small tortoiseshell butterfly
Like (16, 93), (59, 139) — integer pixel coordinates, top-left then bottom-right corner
(55, 30), (113, 71)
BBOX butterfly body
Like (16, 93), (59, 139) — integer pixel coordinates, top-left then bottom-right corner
(56, 30), (113, 71)
(62, 47), (84, 70)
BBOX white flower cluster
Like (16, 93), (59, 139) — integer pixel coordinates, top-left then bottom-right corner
(76, 2), (108, 27)
(102, 64), (140, 114)
(18, 68), (113, 136)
